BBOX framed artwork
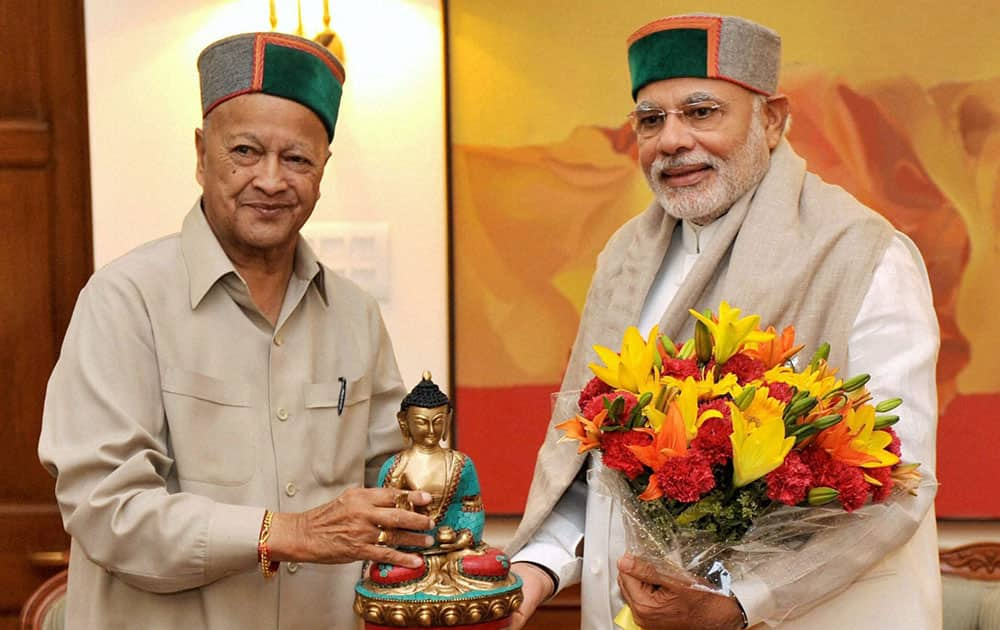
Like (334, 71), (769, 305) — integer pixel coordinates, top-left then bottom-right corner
(446, 1), (1000, 517)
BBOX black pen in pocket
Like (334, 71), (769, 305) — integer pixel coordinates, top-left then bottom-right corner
(337, 376), (347, 415)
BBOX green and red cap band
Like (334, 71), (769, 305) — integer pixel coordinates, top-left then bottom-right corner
(198, 32), (346, 142)
(627, 14), (780, 100)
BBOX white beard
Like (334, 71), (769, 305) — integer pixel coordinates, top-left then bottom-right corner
(645, 114), (771, 225)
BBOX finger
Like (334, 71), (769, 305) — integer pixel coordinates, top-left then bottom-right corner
(617, 569), (646, 606)
(618, 553), (696, 588)
(388, 529), (435, 549)
(368, 546), (427, 569)
(369, 487), (431, 508)
(374, 506), (435, 532)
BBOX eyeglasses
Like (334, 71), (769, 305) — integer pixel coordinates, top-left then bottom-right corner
(627, 101), (726, 138)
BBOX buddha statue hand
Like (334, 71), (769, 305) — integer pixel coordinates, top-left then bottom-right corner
(434, 526), (475, 552)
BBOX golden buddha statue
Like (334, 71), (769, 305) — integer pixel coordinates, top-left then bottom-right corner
(354, 372), (522, 628)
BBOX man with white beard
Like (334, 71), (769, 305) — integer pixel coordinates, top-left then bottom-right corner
(506, 13), (941, 630)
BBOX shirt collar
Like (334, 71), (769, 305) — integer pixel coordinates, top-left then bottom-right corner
(180, 200), (329, 309)
(293, 234), (329, 306)
(680, 218), (723, 255)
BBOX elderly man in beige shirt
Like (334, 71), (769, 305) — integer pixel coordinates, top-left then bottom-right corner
(38, 33), (431, 629)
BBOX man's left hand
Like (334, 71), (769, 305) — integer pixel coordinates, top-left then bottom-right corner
(617, 553), (745, 630)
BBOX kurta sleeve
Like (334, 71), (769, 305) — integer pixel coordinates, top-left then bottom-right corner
(732, 233), (940, 625)
(511, 475), (587, 594)
(38, 273), (263, 594)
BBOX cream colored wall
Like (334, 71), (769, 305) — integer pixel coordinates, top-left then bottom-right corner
(83, 0), (447, 389)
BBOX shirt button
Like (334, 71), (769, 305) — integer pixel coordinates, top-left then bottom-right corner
(276, 408), (289, 421)
(287, 562), (299, 574)
(590, 559), (602, 575)
(274, 334), (284, 346)
(285, 482), (298, 497)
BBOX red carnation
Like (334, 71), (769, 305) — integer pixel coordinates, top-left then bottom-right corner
(765, 381), (794, 404)
(867, 466), (895, 502)
(690, 415), (733, 465)
(600, 430), (652, 479)
(884, 427), (902, 458)
(766, 451), (813, 506)
(655, 454), (716, 503)
(662, 356), (700, 380)
(799, 443), (833, 482)
(832, 465), (869, 512)
(582, 390), (638, 423)
(719, 352), (766, 385)
(578, 376), (613, 411)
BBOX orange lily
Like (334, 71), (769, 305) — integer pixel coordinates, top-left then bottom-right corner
(555, 409), (608, 454)
(628, 402), (689, 500)
(744, 325), (805, 370)
(815, 405), (900, 468)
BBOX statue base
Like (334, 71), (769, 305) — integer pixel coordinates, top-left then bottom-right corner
(353, 545), (523, 628)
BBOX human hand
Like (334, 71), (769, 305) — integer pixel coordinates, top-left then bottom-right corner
(508, 562), (556, 630)
(268, 487), (434, 568)
(617, 553), (745, 630)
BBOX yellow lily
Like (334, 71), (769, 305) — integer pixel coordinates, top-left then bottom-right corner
(729, 402), (794, 487)
(742, 386), (786, 422)
(765, 363), (841, 402)
(815, 405), (900, 468)
(660, 370), (740, 401)
(589, 325), (660, 396)
(666, 377), (724, 440)
(689, 301), (774, 365)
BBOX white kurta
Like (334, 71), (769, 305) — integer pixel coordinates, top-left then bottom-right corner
(513, 220), (941, 628)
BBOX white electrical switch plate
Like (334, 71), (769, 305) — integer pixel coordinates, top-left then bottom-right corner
(301, 221), (390, 301)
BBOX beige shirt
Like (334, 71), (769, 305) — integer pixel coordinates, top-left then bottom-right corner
(38, 203), (405, 629)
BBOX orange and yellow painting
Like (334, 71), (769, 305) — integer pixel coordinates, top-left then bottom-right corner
(447, 1), (999, 516)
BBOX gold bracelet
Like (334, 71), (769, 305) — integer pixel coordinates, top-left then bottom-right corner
(258, 509), (280, 578)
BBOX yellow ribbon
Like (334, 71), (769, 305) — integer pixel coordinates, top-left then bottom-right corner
(614, 604), (643, 630)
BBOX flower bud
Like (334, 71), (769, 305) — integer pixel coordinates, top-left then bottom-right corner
(875, 398), (903, 413)
(659, 334), (677, 358)
(733, 385), (757, 411)
(695, 319), (713, 364)
(812, 413), (843, 430)
(807, 486), (839, 506)
(807, 343), (830, 370)
(842, 373), (871, 392)
(677, 339), (695, 360)
(873, 414), (900, 429)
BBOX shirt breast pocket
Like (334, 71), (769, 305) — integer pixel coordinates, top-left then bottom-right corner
(304, 373), (373, 485)
(161, 367), (255, 486)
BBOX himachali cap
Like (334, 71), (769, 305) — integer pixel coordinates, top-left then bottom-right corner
(627, 14), (781, 100)
(197, 32), (346, 142)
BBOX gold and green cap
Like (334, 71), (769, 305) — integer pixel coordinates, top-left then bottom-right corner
(198, 32), (346, 141)
(627, 14), (780, 100)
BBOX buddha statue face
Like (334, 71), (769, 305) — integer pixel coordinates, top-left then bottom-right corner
(399, 404), (450, 448)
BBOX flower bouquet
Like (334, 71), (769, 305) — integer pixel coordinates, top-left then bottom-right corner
(556, 302), (924, 627)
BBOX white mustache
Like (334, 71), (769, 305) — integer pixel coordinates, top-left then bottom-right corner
(650, 154), (721, 177)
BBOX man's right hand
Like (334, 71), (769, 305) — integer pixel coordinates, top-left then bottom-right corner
(267, 487), (435, 568)
(509, 562), (556, 629)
